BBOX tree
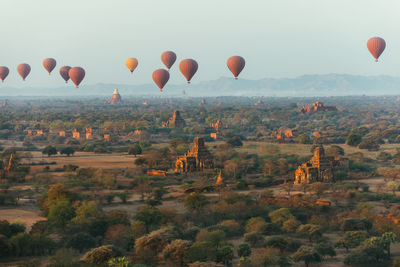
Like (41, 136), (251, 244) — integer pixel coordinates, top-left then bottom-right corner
(107, 256), (130, 267)
(47, 200), (75, 226)
(381, 232), (397, 258)
(72, 201), (104, 225)
(335, 231), (368, 252)
(81, 245), (118, 265)
(103, 224), (133, 250)
(184, 192), (209, 213)
(292, 246), (322, 267)
(386, 181), (399, 195)
(315, 242), (336, 259)
(341, 218), (372, 232)
(66, 232), (97, 252)
(162, 239), (191, 267)
(226, 136), (243, 147)
(134, 228), (175, 265)
(42, 145), (57, 157)
(296, 224), (322, 242)
(250, 247), (280, 266)
(282, 217), (301, 233)
(135, 205), (162, 233)
(265, 237), (289, 253)
(245, 217), (267, 233)
(195, 229), (226, 249)
(237, 243), (251, 257)
(268, 208), (294, 226)
(188, 241), (217, 263)
(217, 245), (234, 266)
(60, 147), (75, 156)
(346, 133), (362, 147)
(128, 144), (142, 157)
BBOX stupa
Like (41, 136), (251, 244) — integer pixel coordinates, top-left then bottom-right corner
(110, 88), (122, 104)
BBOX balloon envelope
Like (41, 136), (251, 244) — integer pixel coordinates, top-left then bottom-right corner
(161, 51), (177, 70)
(43, 58), (57, 74)
(59, 66), (71, 83)
(0, 66), (9, 82)
(69, 67), (85, 88)
(125, 58), (138, 73)
(179, 59), (198, 83)
(367, 37), (386, 62)
(227, 56), (245, 79)
(152, 69), (170, 92)
(17, 63), (31, 81)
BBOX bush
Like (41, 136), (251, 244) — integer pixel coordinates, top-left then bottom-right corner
(81, 245), (119, 265)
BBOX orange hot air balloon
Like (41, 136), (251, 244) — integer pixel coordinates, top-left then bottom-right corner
(17, 63), (31, 81)
(161, 51), (177, 70)
(152, 69), (170, 92)
(69, 67), (85, 88)
(227, 56), (245, 80)
(59, 66), (71, 83)
(0, 67), (9, 82)
(179, 59), (198, 83)
(43, 58), (57, 74)
(125, 58), (138, 73)
(367, 37), (386, 62)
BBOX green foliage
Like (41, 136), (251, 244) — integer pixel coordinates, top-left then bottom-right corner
(128, 144), (142, 156)
(42, 145), (58, 156)
(237, 243), (251, 257)
(346, 133), (362, 146)
(292, 246), (322, 267)
(184, 193), (209, 213)
(48, 200), (75, 226)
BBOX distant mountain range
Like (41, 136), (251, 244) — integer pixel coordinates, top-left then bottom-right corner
(1, 74), (400, 97)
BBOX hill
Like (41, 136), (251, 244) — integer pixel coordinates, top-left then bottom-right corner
(1, 74), (400, 97)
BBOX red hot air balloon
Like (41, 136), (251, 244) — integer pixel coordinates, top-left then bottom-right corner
(367, 37), (386, 62)
(0, 67), (9, 82)
(152, 69), (170, 92)
(161, 51), (177, 70)
(68, 67), (85, 88)
(59, 66), (71, 83)
(17, 63), (31, 81)
(227, 56), (245, 80)
(43, 58), (57, 74)
(179, 59), (198, 83)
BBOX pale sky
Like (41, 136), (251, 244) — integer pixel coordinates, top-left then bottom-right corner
(0, 0), (399, 88)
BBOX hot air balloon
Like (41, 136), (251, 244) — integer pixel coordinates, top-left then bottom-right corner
(59, 66), (71, 83)
(125, 58), (138, 73)
(43, 58), (57, 74)
(0, 67), (9, 82)
(179, 59), (198, 83)
(227, 56), (245, 80)
(17, 63), (31, 81)
(69, 67), (85, 88)
(367, 37), (386, 62)
(152, 69), (170, 92)
(161, 51), (177, 70)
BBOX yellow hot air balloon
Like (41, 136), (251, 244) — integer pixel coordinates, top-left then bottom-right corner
(125, 58), (138, 73)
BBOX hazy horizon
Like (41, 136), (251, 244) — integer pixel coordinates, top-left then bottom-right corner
(1, 0), (399, 89)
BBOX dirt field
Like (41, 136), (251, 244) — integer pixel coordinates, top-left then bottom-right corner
(0, 206), (45, 231)
(24, 151), (137, 170)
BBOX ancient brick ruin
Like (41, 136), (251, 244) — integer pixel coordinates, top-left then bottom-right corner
(294, 145), (348, 184)
(162, 110), (186, 128)
(299, 102), (337, 113)
(175, 137), (214, 172)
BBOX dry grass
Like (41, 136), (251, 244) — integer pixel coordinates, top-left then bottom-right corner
(24, 151), (137, 170)
(0, 206), (45, 231)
